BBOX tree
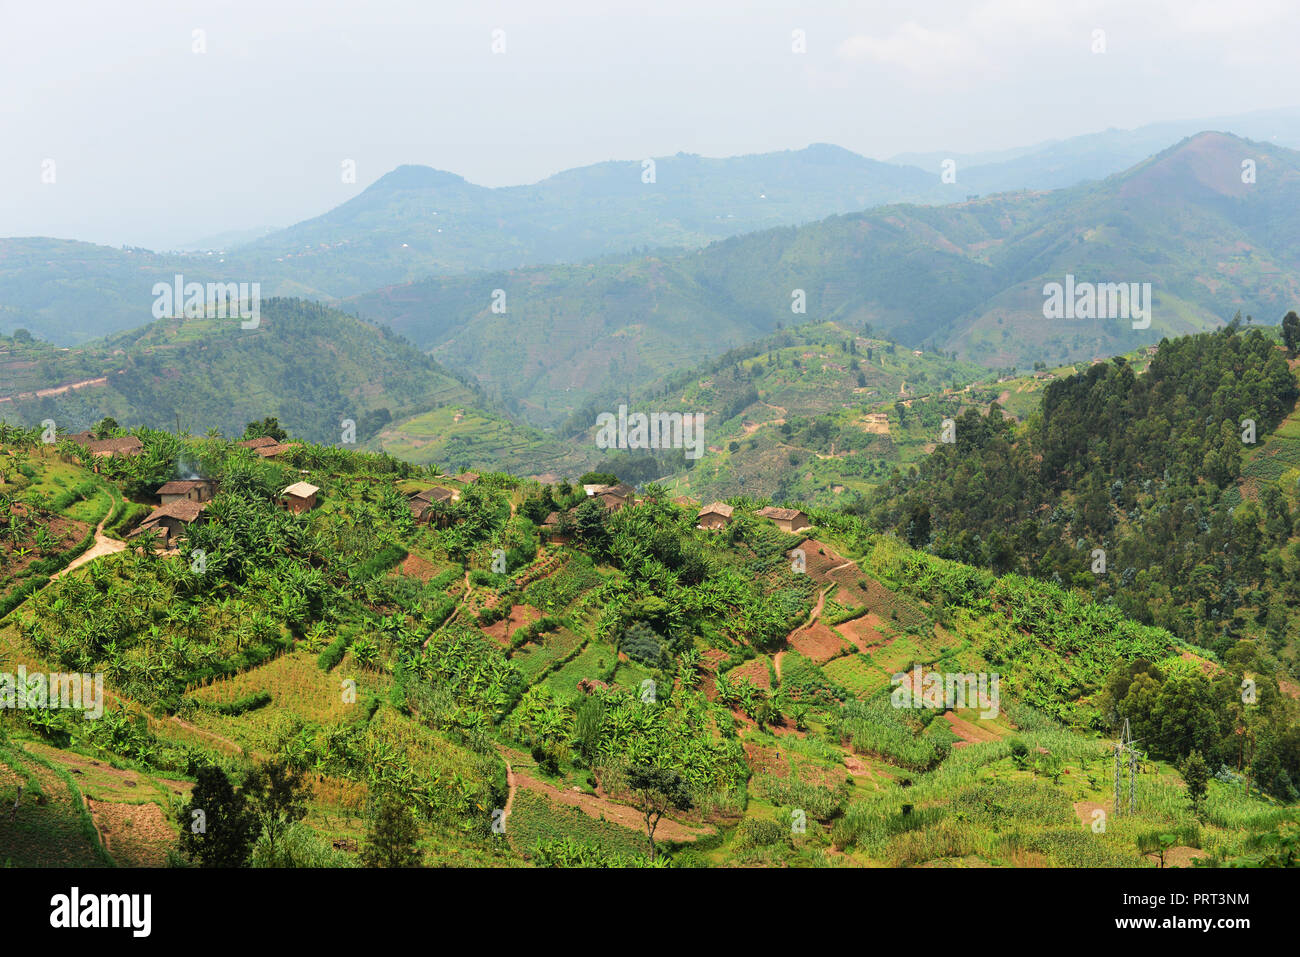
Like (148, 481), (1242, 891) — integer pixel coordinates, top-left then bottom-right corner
(178, 764), (259, 867)
(243, 759), (308, 858)
(242, 417), (288, 442)
(360, 793), (422, 868)
(1137, 830), (1179, 868)
(1182, 750), (1210, 816)
(94, 417), (119, 438)
(626, 764), (692, 861)
(1282, 311), (1300, 356)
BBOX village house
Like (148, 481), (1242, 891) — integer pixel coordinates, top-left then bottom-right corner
(596, 490), (630, 513)
(410, 486), (456, 506)
(540, 510), (572, 544)
(129, 500), (208, 546)
(155, 479), (217, 505)
(76, 435), (143, 458)
(236, 436), (278, 450)
(757, 505), (812, 533)
(407, 485), (456, 525)
(597, 482), (636, 509)
(696, 502), (734, 530)
(452, 471), (480, 485)
(279, 481), (319, 514)
(237, 436), (299, 458)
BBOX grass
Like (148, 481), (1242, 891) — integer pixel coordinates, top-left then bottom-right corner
(0, 740), (112, 867)
(506, 789), (650, 862)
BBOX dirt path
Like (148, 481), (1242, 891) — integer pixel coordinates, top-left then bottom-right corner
(942, 711), (1001, 747)
(773, 651), (785, 683)
(785, 579), (826, 639)
(508, 766), (711, 843)
(500, 754), (517, 830)
(52, 507), (125, 580)
(164, 715), (248, 757)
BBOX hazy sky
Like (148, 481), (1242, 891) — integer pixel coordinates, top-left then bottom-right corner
(4, 0), (1299, 249)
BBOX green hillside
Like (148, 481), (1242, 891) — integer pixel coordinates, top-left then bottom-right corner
(564, 321), (991, 506)
(869, 320), (1300, 676)
(0, 426), (1294, 869)
(0, 299), (489, 447)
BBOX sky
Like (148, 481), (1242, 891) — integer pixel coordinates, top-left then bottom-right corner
(4, 0), (1299, 250)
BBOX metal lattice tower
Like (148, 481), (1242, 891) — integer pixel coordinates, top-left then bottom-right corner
(1114, 719), (1140, 817)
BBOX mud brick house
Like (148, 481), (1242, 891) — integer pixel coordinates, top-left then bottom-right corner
(757, 505), (811, 533)
(408, 486), (456, 524)
(76, 435), (143, 458)
(129, 500), (208, 545)
(155, 479), (217, 505)
(410, 486), (456, 506)
(540, 510), (572, 543)
(237, 436), (299, 459)
(279, 481), (319, 514)
(589, 482), (635, 512)
(696, 502), (734, 530)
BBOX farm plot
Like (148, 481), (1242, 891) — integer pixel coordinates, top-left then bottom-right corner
(823, 655), (892, 698)
(790, 622), (852, 663)
(483, 604), (542, 647)
(511, 628), (585, 684)
(835, 612), (891, 652)
(0, 743), (106, 867)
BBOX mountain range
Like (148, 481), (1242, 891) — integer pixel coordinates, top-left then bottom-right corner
(6, 108), (1300, 350)
(352, 132), (1300, 427)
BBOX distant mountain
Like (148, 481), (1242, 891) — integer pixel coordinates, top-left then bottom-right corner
(893, 106), (1300, 195)
(351, 133), (1300, 427)
(174, 226), (281, 252)
(0, 144), (940, 345)
(7, 118), (1300, 353)
(227, 145), (938, 298)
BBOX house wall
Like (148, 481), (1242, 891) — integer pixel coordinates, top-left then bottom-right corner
(282, 493), (316, 514)
(160, 486), (209, 505)
(775, 516), (811, 533)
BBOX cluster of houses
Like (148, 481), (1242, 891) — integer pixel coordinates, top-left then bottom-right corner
(129, 479), (217, 546)
(531, 480), (811, 540)
(65, 432), (144, 462)
(695, 502), (811, 532)
(539, 482), (637, 540)
(403, 472), (479, 525)
(126, 474), (320, 547)
(63, 430), (299, 464)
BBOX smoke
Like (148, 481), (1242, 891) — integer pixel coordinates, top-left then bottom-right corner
(174, 455), (202, 481)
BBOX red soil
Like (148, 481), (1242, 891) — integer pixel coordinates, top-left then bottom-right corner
(790, 622), (847, 663)
(482, 604), (542, 646)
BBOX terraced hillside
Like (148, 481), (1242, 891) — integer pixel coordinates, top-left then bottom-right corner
(0, 422), (1293, 868)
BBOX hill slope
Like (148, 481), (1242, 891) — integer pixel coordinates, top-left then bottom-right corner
(0, 299), (486, 445)
(0, 429), (1294, 868)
